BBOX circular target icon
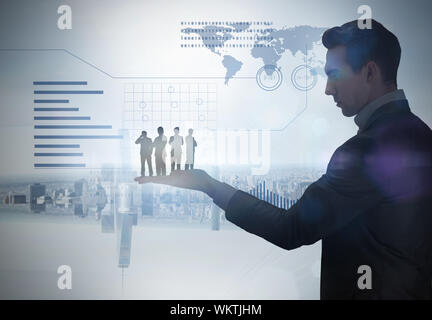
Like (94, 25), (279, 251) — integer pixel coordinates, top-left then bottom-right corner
(291, 65), (318, 91)
(139, 101), (146, 109)
(256, 65), (283, 91)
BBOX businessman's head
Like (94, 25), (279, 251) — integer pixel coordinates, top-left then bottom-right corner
(323, 19), (401, 117)
(157, 126), (164, 135)
(188, 128), (193, 135)
(141, 130), (147, 137)
(174, 127), (179, 134)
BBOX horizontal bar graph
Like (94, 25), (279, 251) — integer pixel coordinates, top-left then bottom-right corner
(34, 107), (79, 111)
(34, 135), (123, 139)
(33, 81), (87, 85)
(34, 90), (103, 94)
(34, 163), (86, 168)
(34, 125), (112, 129)
(34, 144), (80, 148)
(33, 80), (114, 169)
(34, 116), (90, 120)
(34, 99), (69, 103)
(34, 153), (83, 157)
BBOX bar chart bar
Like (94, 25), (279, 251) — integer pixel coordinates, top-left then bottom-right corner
(34, 116), (90, 120)
(33, 81), (88, 85)
(34, 153), (83, 157)
(34, 135), (123, 139)
(34, 163), (85, 168)
(34, 125), (112, 129)
(34, 144), (80, 148)
(34, 90), (103, 94)
(34, 108), (79, 111)
(34, 100), (69, 103)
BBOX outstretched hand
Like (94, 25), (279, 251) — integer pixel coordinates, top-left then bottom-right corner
(134, 169), (218, 196)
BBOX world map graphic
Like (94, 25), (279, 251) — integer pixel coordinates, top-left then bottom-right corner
(182, 23), (328, 87)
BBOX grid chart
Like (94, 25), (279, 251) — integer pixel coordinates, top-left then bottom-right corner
(123, 83), (217, 136)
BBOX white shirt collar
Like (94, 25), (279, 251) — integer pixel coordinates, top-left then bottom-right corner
(354, 89), (406, 130)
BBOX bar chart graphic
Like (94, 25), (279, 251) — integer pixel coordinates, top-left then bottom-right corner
(33, 81), (123, 169)
(249, 180), (297, 209)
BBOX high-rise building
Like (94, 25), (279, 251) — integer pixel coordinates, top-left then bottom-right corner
(141, 184), (154, 216)
(30, 183), (46, 213)
(74, 181), (82, 196)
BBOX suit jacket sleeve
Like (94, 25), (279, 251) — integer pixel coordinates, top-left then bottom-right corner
(214, 136), (384, 250)
(135, 136), (143, 144)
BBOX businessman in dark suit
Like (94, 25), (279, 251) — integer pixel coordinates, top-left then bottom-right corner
(134, 20), (432, 299)
(135, 130), (153, 177)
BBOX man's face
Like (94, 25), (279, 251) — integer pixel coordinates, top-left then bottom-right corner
(325, 46), (370, 117)
(174, 129), (179, 134)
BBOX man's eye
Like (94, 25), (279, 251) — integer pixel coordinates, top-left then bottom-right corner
(328, 71), (340, 80)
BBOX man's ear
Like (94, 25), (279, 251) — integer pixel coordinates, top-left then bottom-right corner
(365, 61), (378, 82)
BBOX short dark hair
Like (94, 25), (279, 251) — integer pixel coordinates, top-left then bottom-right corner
(141, 130), (146, 135)
(322, 19), (401, 85)
(174, 127), (179, 131)
(157, 126), (164, 134)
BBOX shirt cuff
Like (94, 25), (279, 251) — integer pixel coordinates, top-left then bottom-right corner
(209, 182), (239, 211)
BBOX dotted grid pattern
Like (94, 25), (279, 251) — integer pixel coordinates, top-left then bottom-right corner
(180, 21), (273, 26)
(123, 83), (217, 137)
(180, 21), (275, 48)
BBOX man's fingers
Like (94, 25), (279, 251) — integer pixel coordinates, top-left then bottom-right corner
(134, 175), (176, 185)
(134, 176), (148, 183)
(170, 170), (187, 177)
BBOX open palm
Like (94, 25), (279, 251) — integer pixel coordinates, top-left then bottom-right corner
(134, 169), (217, 195)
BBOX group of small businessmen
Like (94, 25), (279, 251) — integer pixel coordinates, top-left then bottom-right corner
(135, 20), (432, 299)
(135, 126), (197, 177)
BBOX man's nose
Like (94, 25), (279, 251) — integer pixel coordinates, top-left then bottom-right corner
(325, 80), (335, 96)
